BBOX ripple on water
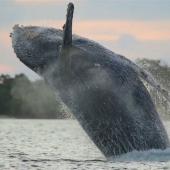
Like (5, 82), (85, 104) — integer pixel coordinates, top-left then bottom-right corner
(0, 119), (170, 170)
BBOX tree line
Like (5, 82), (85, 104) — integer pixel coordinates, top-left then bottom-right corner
(136, 58), (170, 118)
(0, 74), (71, 119)
(0, 58), (169, 119)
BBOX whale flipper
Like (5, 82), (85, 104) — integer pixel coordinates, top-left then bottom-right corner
(62, 2), (74, 48)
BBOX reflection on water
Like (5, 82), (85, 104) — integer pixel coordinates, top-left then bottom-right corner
(0, 119), (170, 170)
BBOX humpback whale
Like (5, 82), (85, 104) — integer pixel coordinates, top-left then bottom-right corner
(11, 3), (169, 157)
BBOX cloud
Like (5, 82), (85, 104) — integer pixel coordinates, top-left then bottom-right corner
(17, 19), (170, 42)
(110, 34), (170, 64)
(14, 0), (64, 4)
(0, 65), (14, 73)
(1, 19), (170, 78)
(0, 31), (11, 47)
(73, 20), (170, 41)
(14, 0), (82, 5)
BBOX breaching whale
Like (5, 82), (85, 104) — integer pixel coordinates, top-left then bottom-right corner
(11, 3), (169, 157)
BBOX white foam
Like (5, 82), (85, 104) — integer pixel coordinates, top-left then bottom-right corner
(109, 148), (170, 162)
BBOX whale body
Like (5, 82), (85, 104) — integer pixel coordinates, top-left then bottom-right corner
(11, 3), (169, 157)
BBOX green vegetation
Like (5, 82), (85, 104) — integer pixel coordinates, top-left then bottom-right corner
(136, 58), (170, 118)
(0, 74), (70, 118)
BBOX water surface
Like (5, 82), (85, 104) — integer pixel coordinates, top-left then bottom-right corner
(0, 119), (170, 170)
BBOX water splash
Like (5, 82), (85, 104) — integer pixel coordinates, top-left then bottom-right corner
(116, 54), (170, 103)
(110, 148), (170, 162)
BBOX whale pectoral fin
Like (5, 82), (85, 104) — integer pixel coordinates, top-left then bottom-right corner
(62, 2), (74, 48)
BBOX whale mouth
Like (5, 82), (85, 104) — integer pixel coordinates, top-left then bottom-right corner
(11, 25), (63, 75)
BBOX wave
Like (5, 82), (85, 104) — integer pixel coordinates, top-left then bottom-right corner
(110, 148), (170, 162)
(21, 148), (170, 164)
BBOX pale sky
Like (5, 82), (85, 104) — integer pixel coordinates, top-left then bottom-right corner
(0, 0), (170, 80)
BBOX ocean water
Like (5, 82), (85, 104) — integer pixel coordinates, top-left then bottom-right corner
(0, 119), (170, 170)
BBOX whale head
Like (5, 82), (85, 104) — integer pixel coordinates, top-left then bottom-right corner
(11, 2), (75, 77)
(11, 25), (63, 75)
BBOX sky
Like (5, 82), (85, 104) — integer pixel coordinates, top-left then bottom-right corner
(0, 0), (170, 80)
